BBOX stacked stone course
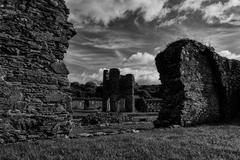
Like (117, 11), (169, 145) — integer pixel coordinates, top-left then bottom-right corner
(0, 0), (76, 143)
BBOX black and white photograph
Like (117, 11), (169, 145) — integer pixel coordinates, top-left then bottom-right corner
(0, 0), (240, 159)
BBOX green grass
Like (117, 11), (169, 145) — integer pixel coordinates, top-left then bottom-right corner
(1, 124), (240, 160)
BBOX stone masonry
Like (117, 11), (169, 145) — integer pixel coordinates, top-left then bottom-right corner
(102, 68), (135, 112)
(0, 0), (76, 143)
(155, 39), (240, 126)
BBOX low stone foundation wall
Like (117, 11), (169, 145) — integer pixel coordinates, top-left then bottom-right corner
(0, 111), (72, 143)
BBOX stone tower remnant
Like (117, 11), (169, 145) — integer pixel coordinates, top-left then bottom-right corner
(155, 39), (240, 127)
(102, 68), (135, 112)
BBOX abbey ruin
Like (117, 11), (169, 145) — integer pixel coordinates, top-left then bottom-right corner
(1, 0), (240, 144)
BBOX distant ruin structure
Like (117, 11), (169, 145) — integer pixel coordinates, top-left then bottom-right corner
(72, 97), (102, 111)
(155, 39), (240, 126)
(102, 68), (135, 112)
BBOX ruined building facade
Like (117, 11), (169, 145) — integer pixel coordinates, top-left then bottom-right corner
(102, 68), (135, 112)
(155, 39), (240, 126)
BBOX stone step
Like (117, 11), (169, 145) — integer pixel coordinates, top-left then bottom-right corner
(123, 112), (158, 117)
(132, 116), (158, 122)
(73, 109), (100, 113)
(72, 110), (100, 119)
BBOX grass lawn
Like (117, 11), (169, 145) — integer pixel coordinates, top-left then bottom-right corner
(1, 124), (240, 160)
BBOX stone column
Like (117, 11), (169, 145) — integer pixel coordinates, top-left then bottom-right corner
(125, 74), (135, 112)
(84, 100), (90, 110)
(102, 70), (109, 112)
(110, 95), (118, 112)
(109, 68), (120, 112)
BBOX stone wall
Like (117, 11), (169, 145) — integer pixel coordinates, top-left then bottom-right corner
(0, 0), (76, 142)
(155, 39), (240, 126)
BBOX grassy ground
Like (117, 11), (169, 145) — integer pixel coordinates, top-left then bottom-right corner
(1, 124), (240, 160)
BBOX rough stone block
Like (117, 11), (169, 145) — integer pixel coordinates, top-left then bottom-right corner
(51, 61), (70, 75)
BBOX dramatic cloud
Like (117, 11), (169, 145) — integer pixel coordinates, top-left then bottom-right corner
(66, 0), (169, 25)
(178, 0), (209, 11)
(178, 0), (240, 25)
(203, 0), (240, 25)
(158, 16), (187, 27)
(66, 0), (240, 26)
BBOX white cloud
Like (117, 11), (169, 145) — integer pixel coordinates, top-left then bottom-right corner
(157, 15), (187, 27)
(120, 67), (159, 85)
(66, 0), (240, 26)
(68, 68), (105, 84)
(202, 0), (240, 25)
(178, 0), (240, 25)
(123, 52), (155, 66)
(66, 0), (169, 25)
(218, 50), (240, 60)
(178, 0), (209, 11)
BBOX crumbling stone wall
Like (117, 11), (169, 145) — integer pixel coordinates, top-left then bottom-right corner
(155, 39), (240, 126)
(0, 0), (76, 142)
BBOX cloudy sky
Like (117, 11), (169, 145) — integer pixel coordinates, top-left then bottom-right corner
(64, 0), (240, 85)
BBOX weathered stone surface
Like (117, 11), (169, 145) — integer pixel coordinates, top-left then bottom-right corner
(51, 61), (70, 74)
(155, 39), (240, 126)
(0, 0), (76, 142)
(0, 111), (72, 143)
(45, 91), (68, 103)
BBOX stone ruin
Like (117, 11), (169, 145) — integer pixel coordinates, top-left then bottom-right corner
(0, 0), (76, 143)
(102, 68), (135, 112)
(1, 0), (239, 144)
(155, 39), (240, 127)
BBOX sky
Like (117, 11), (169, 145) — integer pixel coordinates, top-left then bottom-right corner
(64, 0), (240, 85)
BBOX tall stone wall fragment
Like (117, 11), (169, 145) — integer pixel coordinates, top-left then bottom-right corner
(155, 39), (240, 126)
(0, 0), (76, 142)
